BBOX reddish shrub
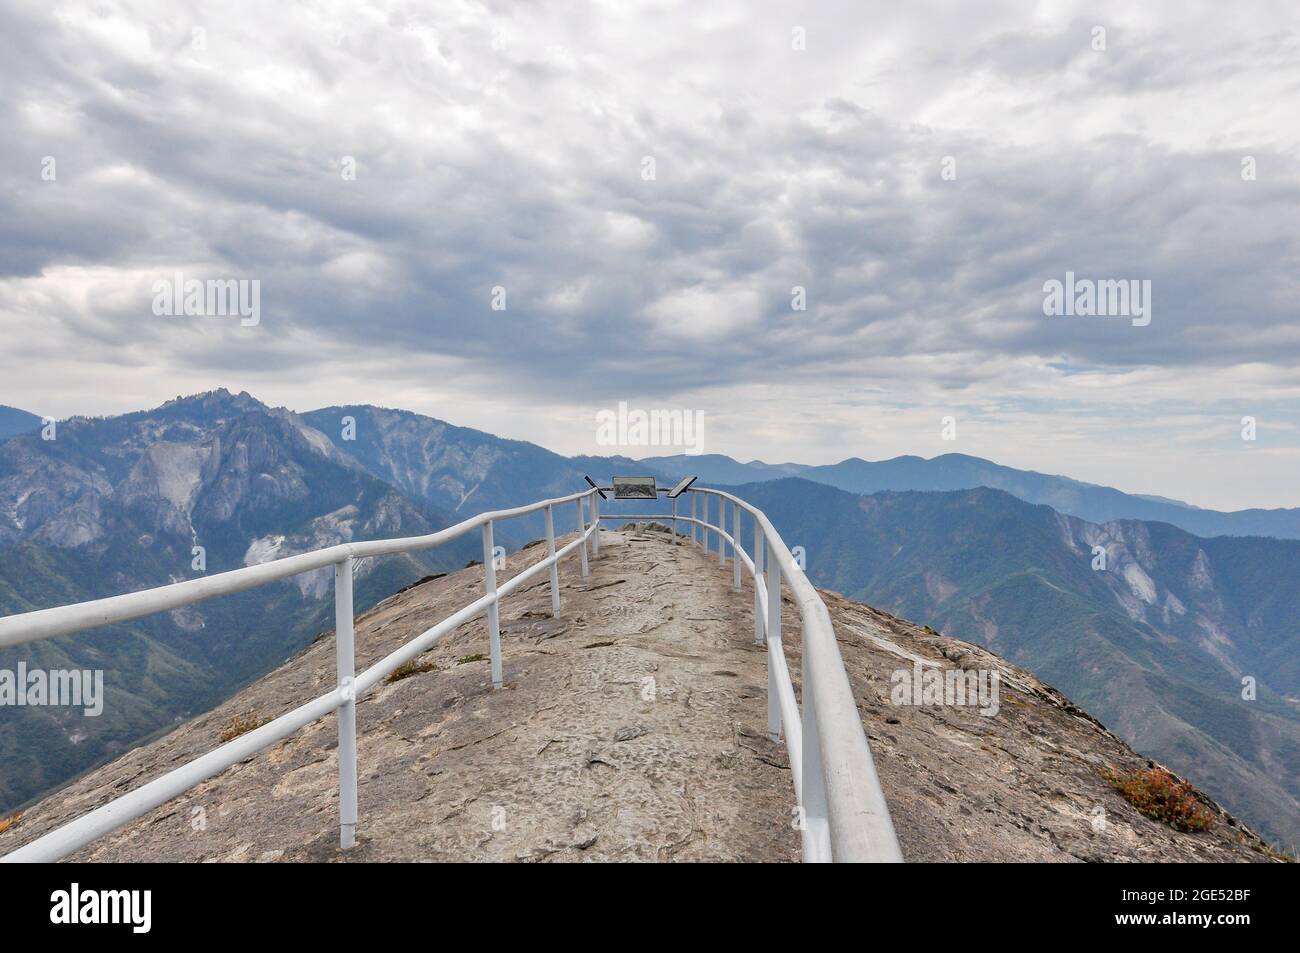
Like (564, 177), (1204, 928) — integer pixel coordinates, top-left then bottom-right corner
(1104, 766), (1216, 832)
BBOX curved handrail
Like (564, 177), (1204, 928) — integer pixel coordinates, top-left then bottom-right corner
(619, 487), (903, 863)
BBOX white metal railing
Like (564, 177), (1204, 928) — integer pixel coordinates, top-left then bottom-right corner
(0, 487), (601, 863)
(600, 486), (902, 862)
(0, 483), (901, 863)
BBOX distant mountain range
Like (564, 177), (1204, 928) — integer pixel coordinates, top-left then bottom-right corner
(730, 478), (1300, 847)
(1, 389), (1296, 847)
(302, 405), (592, 548)
(0, 391), (474, 812)
(0, 405), (41, 441)
(641, 453), (1300, 541)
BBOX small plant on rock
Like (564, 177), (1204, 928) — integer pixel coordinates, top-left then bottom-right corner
(1103, 766), (1216, 833)
(219, 712), (272, 743)
(387, 659), (437, 683)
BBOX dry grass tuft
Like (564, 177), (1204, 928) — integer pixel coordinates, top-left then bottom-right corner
(219, 712), (272, 743)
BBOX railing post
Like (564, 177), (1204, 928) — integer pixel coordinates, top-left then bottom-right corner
(733, 502), (742, 591)
(766, 551), (783, 743)
(768, 646), (783, 743)
(671, 495), (678, 545)
(334, 556), (358, 850)
(753, 526), (765, 646)
(691, 492), (699, 546)
(576, 499), (590, 578)
(800, 656), (831, 860)
(591, 493), (600, 556)
(766, 552), (782, 644)
(482, 521), (502, 689)
(701, 494), (709, 551)
(718, 496), (726, 568)
(709, 495), (716, 552)
(544, 504), (561, 617)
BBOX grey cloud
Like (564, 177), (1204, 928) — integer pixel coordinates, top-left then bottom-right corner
(0, 0), (1297, 460)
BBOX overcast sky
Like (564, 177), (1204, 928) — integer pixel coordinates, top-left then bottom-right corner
(2, 0), (1298, 510)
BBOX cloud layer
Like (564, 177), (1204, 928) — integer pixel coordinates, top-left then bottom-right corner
(2, 0), (1298, 509)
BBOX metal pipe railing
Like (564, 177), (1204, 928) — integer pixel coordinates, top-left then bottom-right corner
(0, 487), (600, 863)
(598, 487), (903, 863)
(2, 483), (901, 864)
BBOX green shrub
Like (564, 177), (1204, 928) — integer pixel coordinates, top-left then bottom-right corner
(387, 659), (437, 683)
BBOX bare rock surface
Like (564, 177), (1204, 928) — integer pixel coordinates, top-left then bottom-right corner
(819, 591), (1279, 862)
(0, 525), (1281, 862)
